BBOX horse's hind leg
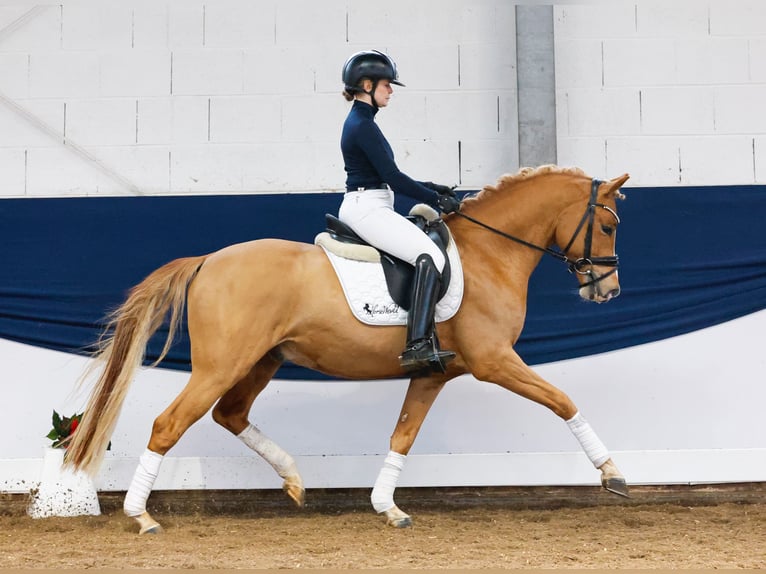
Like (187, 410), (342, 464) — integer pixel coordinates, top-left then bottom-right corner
(372, 374), (449, 528)
(212, 352), (305, 507)
(123, 369), (240, 534)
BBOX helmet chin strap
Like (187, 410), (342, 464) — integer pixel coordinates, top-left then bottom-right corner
(361, 79), (380, 109)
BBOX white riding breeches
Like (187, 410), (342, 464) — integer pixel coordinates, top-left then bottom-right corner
(339, 189), (446, 272)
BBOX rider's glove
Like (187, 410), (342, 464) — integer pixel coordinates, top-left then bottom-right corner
(436, 194), (461, 214)
(423, 182), (457, 197)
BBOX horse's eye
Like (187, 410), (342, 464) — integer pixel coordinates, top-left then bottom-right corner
(601, 225), (614, 236)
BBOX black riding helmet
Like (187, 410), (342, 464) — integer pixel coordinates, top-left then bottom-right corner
(342, 50), (405, 96)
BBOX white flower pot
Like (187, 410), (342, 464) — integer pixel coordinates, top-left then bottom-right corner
(27, 447), (101, 518)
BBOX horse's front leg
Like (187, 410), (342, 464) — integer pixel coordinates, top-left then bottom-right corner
(371, 374), (449, 527)
(471, 349), (629, 497)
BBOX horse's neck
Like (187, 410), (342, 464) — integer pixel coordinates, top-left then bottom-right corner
(467, 180), (571, 248)
(451, 176), (583, 283)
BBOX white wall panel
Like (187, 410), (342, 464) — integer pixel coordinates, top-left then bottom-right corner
(603, 39), (676, 87)
(675, 38), (750, 85)
(555, 1), (766, 186)
(243, 47), (318, 95)
(169, 145), (245, 193)
(240, 143), (336, 192)
(274, 0), (347, 46)
(25, 147), (123, 196)
(425, 92), (513, 140)
(281, 95), (347, 143)
(0, 148), (25, 194)
(555, 136), (606, 178)
(756, 137), (766, 181)
(0, 53), (29, 98)
(553, 39), (602, 90)
(679, 136), (755, 186)
(0, 100), (64, 148)
(100, 51), (171, 97)
(640, 87), (715, 135)
(635, 1), (709, 37)
(0, 5), (61, 52)
(203, 1), (275, 48)
(605, 137), (680, 186)
(554, 5), (636, 40)
(564, 88), (640, 137)
(209, 96), (281, 143)
(714, 86), (766, 134)
(458, 43), (517, 92)
(749, 38), (766, 82)
(393, 45), (460, 91)
(458, 139), (517, 188)
(166, 3), (204, 49)
(29, 52), (100, 99)
(389, 140), (459, 188)
(131, 3), (174, 49)
(171, 49), (244, 96)
(136, 97), (209, 145)
(375, 92), (428, 140)
(0, 0), (520, 196)
(64, 99), (137, 146)
(710, 0), (766, 36)
(61, 0), (133, 50)
(97, 146), (171, 194)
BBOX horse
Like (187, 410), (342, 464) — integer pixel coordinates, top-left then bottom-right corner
(65, 165), (630, 534)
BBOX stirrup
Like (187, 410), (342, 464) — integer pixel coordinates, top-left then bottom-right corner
(399, 338), (456, 374)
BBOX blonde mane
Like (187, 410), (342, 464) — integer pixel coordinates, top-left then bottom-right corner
(462, 165), (589, 205)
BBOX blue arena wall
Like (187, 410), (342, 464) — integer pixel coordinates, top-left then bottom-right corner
(1, 186), (765, 379)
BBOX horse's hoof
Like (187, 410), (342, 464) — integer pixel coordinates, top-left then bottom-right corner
(283, 477), (305, 508)
(382, 505), (412, 528)
(602, 476), (630, 498)
(134, 511), (164, 535)
(388, 515), (412, 528)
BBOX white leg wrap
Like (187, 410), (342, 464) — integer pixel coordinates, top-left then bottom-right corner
(566, 411), (610, 468)
(238, 424), (298, 479)
(371, 450), (406, 513)
(123, 449), (163, 517)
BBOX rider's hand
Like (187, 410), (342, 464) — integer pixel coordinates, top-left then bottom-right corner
(424, 182), (457, 197)
(436, 194), (461, 214)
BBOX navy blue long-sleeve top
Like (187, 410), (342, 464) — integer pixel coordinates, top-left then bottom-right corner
(341, 100), (440, 205)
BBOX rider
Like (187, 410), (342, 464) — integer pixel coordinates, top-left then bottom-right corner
(338, 49), (461, 374)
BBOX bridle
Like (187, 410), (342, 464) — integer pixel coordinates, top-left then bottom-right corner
(453, 178), (620, 288)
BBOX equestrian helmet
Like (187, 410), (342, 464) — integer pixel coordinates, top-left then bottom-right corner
(342, 50), (405, 92)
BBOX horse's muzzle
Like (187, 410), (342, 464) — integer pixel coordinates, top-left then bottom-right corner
(578, 267), (620, 303)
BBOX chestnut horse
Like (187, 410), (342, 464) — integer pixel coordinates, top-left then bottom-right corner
(66, 165), (630, 534)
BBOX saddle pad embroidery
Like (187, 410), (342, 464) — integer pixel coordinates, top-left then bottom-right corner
(320, 237), (464, 326)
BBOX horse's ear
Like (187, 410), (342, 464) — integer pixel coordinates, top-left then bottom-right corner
(604, 173), (629, 200)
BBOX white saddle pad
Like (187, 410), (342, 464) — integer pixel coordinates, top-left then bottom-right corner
(318, 234), (464, 326)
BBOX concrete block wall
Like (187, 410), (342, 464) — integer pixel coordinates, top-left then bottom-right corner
(555, 1), (766, 186)
(0, 0), (517, 197)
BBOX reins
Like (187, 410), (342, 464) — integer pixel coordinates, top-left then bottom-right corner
(453, 178), (620, 287)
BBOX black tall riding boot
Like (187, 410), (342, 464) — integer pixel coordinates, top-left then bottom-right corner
(399, 254), (456, 374)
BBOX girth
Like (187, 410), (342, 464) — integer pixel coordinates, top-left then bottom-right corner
(323, 213), (452, 310)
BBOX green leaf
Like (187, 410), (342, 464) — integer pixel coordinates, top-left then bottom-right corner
(45, 430), (58, 441)
(52, 410), (63, 434)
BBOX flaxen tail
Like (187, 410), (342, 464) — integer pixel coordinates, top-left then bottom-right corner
(65, 255), (206, 476)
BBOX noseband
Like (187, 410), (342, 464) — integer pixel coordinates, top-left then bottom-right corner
(453, 178), (620, 288)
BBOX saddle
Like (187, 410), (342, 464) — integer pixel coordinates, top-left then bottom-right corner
(318, 205), (452, 311)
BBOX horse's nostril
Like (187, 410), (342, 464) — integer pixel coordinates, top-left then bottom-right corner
(608, 288), (621, 299)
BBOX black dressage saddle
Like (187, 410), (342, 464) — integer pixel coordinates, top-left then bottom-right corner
(323, 213), (452, 310)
